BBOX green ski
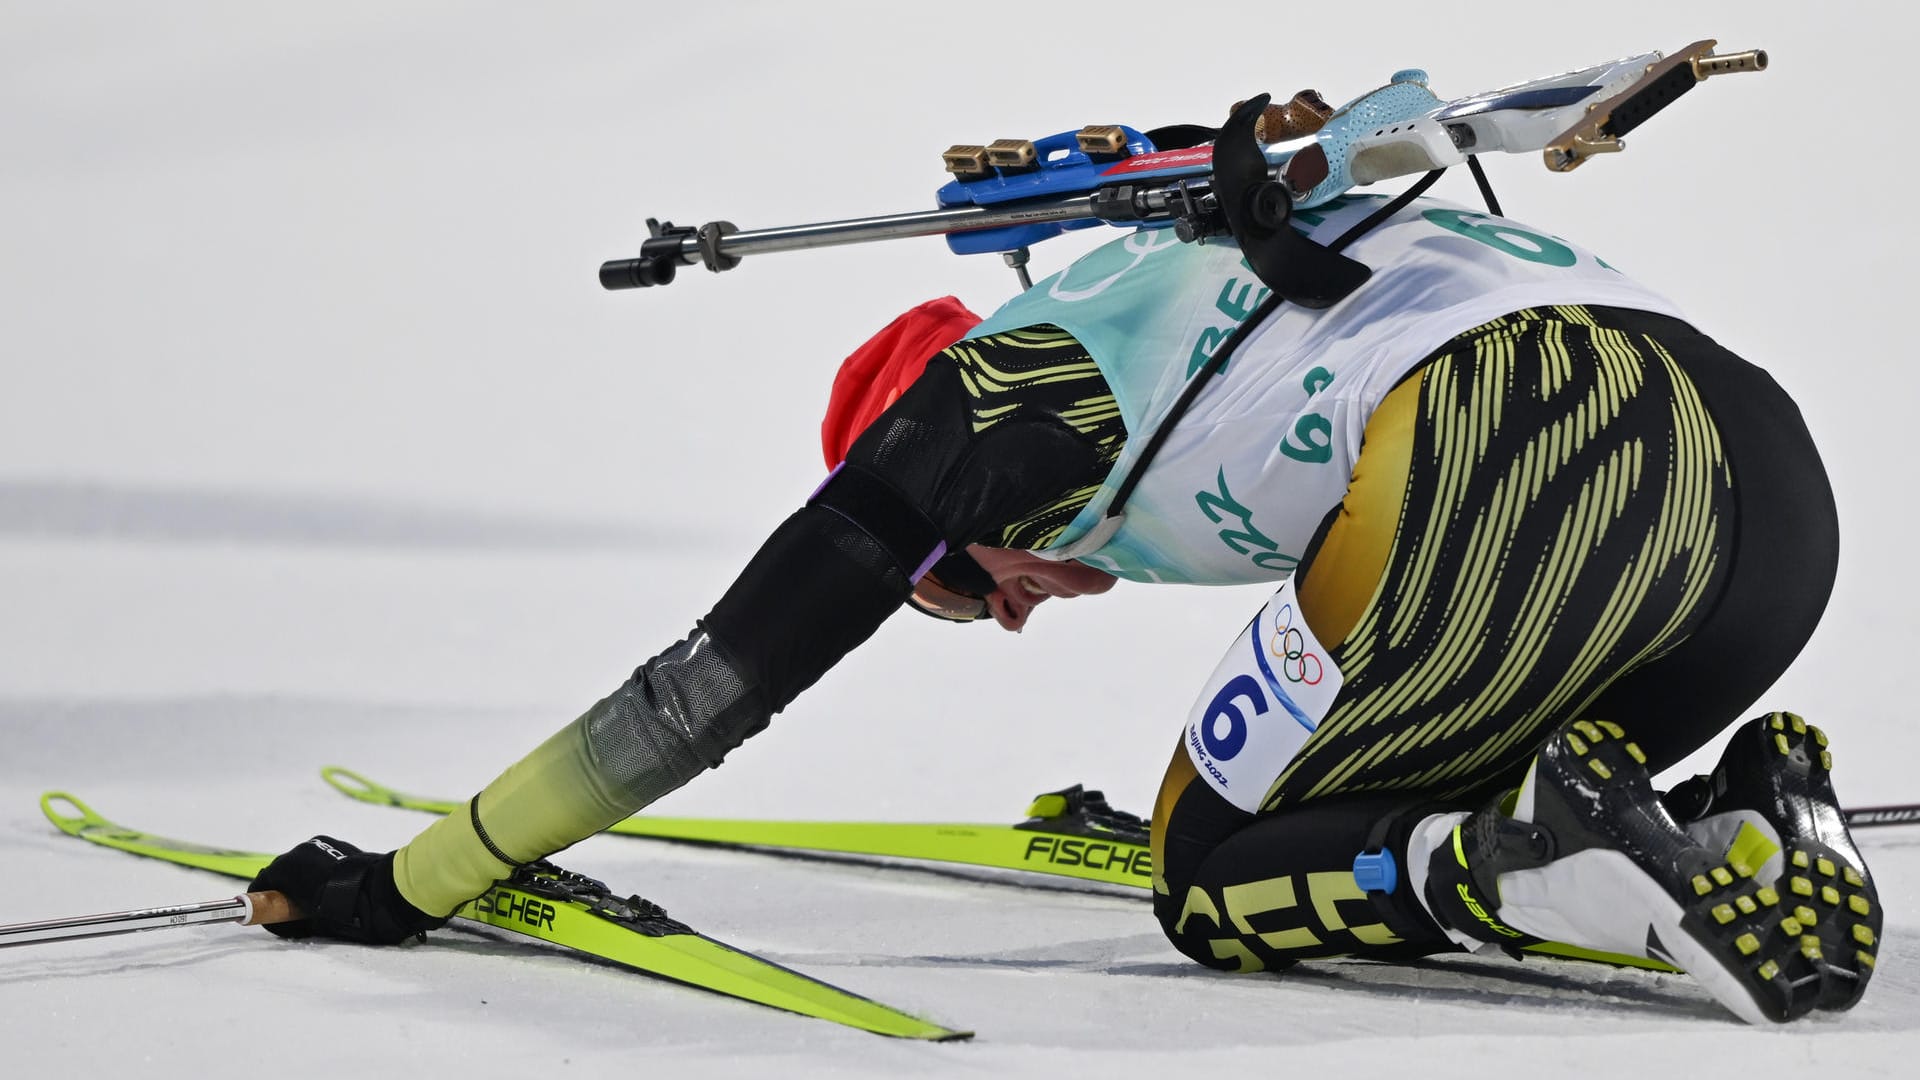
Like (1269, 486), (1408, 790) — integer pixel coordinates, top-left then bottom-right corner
(39, 792), (969, 1041)
(324, 767), (1155, 890)
(313, 774), (1686, 976)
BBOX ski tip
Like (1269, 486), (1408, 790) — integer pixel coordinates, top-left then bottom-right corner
(319, 766), (390, 804)
(39, 792), (111, 835)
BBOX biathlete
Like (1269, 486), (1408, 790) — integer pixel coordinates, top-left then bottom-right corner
(249, 188), (1876, 1025)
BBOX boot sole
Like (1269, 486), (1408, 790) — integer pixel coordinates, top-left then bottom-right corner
(1717, 713), (1881, 1010)
(1530, 720), (1827, 1023)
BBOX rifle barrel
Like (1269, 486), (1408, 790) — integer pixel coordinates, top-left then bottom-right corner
(659, 194), (1100, 264)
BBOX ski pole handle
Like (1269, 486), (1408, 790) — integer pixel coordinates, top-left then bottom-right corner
(243, 890), (301, 925)
(0, 891), (300, 949)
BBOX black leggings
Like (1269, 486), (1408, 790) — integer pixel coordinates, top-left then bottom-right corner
(1153, 305), (1838, 970)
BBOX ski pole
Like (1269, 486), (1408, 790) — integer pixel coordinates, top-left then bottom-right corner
(0, 891), (297, 949)
(1845, 804), (1920, 829)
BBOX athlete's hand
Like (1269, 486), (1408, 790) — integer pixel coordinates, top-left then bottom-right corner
(247, 835), (447, 944)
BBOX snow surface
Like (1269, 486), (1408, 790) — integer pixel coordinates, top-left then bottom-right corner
(3, 3), (1916, 1076)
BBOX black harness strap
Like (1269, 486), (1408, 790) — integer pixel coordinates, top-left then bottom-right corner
(1105, 165), (1447, 520)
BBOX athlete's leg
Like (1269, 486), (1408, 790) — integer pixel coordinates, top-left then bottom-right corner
(1563, 311), (1872, 1009)
(1151, 745), (1455, 966)
(1155, 305), (1860, 1020)
(1156, 306), (1744, 969)
(1403, 311), (1862, 1021)
(1149, 365), (1455, 966)
(1572, 307), (1838, 769)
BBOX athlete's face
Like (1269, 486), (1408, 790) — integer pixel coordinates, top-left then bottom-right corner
(963, 545), (1117, 632)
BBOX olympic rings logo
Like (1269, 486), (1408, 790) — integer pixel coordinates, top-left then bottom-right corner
(1266, 603), (1324, 686)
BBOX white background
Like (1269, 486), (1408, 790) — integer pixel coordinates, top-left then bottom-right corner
(3, 2), (1914, 1076)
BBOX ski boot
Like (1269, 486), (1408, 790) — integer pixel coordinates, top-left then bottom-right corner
(1414, 718), (1828, 1024)
(1664, 712), (1881, 1010)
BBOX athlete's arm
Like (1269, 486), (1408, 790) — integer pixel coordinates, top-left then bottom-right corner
(390, 343), (1121, 917)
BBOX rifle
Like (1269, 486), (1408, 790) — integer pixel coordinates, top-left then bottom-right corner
(599, 38), (1765, 299)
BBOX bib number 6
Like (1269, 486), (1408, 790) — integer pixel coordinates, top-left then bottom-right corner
(1422, 208), (1576, 267)
(1200, 674), (1268, 761)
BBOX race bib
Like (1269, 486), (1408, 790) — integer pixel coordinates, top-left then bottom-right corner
(1183, 578), (1344, 812)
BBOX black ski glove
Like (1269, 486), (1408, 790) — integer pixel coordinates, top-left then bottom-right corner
(247, 836), (448, 944)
